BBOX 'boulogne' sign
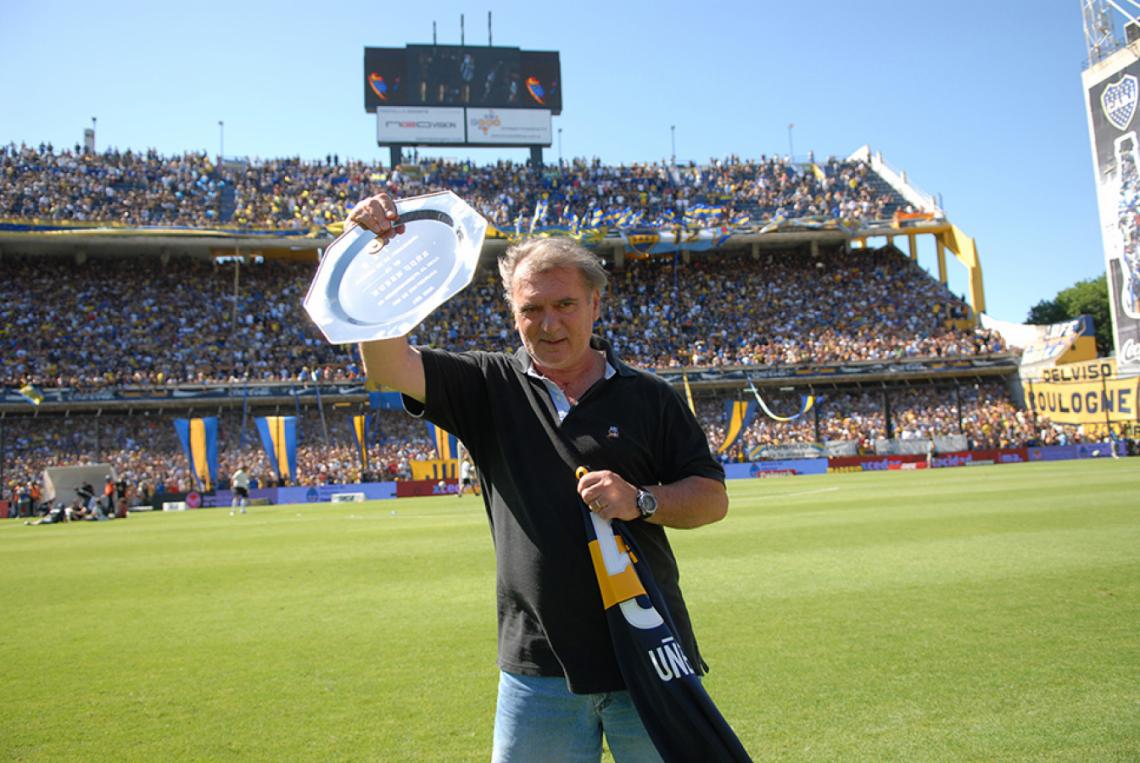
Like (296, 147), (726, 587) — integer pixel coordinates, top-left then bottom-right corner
(1023, 358), (1139, 424)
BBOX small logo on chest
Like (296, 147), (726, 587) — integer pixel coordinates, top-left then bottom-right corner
(607, 426), (620, 439)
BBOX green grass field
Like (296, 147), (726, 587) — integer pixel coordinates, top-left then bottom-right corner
(2, 460), (1137, 762)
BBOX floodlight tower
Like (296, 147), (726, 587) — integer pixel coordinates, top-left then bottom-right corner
(1083, 0), (1121, 65)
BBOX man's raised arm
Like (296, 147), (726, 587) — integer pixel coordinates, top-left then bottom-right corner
(348, 193), (427, 403)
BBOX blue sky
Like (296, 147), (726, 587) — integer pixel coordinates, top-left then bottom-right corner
(0, 0), (1115, 323)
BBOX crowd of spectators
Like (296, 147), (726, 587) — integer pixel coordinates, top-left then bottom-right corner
(584, 248), (995, 368)
(386, 153), (901, 231)
(3, 142), (1064, 513)
(2, 380), (1114, 511)
(1, 408), (437, 508)
(1, 247), (1003, 389)
(1, 256), (343, 388)
(1, 144), (223, 227)
(2, 143), (986, 386)
(2, 144), (902, 232)
(696, 380), (1037, 461)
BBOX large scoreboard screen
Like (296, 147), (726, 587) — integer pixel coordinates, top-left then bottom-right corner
(364, 45), (561, 114)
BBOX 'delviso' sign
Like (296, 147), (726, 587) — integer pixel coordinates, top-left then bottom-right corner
(1022, 357), (1139, 424)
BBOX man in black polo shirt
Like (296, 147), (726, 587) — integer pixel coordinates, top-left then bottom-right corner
(351, 193), (728, 762)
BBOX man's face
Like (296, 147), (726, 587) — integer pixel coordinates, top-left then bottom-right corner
(511, 263), (600, 374)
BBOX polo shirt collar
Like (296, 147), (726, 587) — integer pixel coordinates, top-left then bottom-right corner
(513, 335), (637, 379)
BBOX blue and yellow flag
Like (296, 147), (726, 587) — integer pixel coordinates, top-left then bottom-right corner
(747, 377), (818, 422)
(582, 499), (753, 761)
(173, 417), (219, 491)
(529, 199), (549, 233)
(424, 421), (460, 460)
(716, 400), (757, 454)
(754, 393), (817, 422)
(18, 384), (44, 406)
(622, 229), (660, 257)
(352, 414), (370, 471)
(256, 416), (298, 484)
(681, 373), (696, 416)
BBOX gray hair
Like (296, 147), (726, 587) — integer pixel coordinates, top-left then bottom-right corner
(498, 238), (608, 308)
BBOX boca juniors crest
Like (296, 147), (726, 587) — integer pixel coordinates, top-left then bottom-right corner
(1102, 73), (1138, 131)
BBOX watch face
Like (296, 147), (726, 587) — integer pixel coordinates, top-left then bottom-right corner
(638, 489), (657, 515)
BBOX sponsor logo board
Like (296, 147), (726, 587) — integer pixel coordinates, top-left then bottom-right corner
(377, 106), (465, 143)
(467, 108), (551, 144)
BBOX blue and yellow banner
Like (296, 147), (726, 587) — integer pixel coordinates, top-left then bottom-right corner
(716, 400), (757, 454)
(425, 421), (460, 460)
(352, 414), (370, 471)
(256, 416), (298, 484)
(621, 228), (661, 257)
(753, 392), (816, 422)
(173, 417), (219, 491)
(530, 199), (549, 233)
(682, 373), (697, 415)
(746, 376), (817, 422)
(411, 459), (458, 481)
(580, 504), (752, 760)
(18, 384), (44, 406)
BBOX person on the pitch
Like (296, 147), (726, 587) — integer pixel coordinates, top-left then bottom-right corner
(457, 457), (479, 498)
(350, 192), (728, 762)
(230, 466), (250, 515)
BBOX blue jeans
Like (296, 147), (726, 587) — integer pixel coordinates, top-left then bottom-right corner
(492, 671), (662, 763)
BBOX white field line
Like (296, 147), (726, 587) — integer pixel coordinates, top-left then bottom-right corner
(772, 486), (841, 500)
(343, 511), (470, 520)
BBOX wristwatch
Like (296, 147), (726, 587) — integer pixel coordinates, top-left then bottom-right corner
(635, 487), (658, 519)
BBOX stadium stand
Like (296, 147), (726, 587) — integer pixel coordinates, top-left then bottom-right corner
(2, 408), (434, 508)
(0, 247), (1003, 387)
(696, 379), (1042, 463)
(2, 144), (902, 231)
(1, 378), (1094, 510)
(3, 143), (1115, 510)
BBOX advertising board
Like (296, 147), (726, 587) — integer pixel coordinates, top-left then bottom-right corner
(466, 108), (552, 145)
(376, 106), (465, 144)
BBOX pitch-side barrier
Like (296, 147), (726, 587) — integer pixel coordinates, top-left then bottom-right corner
(124, 444), (1125, 514)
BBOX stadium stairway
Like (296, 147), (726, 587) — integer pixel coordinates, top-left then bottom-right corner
(219, 180), (237, 224)
(863, 171), (907, 218)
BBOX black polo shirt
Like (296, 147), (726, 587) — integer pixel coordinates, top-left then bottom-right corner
(404, 337), (725, 694)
